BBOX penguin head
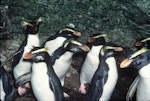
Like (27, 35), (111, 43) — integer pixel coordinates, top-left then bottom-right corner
(100, 45), (123, 58)
(56, 24), (81, 39)
(22, 17), (43, 35)
(135, 37), (150, 50)
(24, 47), (49, 63)
(87, 34), (106, 47)
(63, 39), (90, 53)
(120, 47), (150, 70)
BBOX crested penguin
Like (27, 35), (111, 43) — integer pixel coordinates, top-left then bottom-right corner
(87, 46), (123, 101)
(51, 40), (90, 88)
(41, 40), (89, 97)
(43, 23), (81, 56)
(79, 34), (106, 94)
(12, 17), (42, 95)
(0, 61), (16, 101)
(120, 47), (150, 101)
(23, 48), (64, 101)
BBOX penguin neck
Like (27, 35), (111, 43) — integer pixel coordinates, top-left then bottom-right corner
(24, 34), (40, 52)
(26, 34), (40, 47)
(100, 48), (114, 60)
(44, 37), (67, 55)
(90, 45), (103, 56)
(105, 57), (117, 71)
(98, 51), (115, 70)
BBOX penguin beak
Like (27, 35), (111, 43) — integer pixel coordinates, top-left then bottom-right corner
(114, 47), (123, 51)
(135, 41), (142, 47)
(88, 37), (95, 42)
(120, 58), (133, 68)
(73, 31), (81, 37)
(80, 45), (90, 52)
(24, 48), (48, 59)
(24, 52), (35, 59)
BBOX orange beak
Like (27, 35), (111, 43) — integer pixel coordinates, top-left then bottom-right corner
(114, 47), (123, 51)
(120, 58), (133, 68)
(80, 45), (90, 52)
(135, 41), (142, 47)
(73, 31), (81, 37)
(24, 52), (34, 59)
(88, 37), (95, 42)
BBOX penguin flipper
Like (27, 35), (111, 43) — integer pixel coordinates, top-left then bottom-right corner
(49, 78), (56, 93)
(126, 76), (139, 101)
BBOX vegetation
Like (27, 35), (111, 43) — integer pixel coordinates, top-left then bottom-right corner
(1, 0), (150, 47)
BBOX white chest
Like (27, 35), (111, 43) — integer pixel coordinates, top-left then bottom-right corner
(44, 37), (66, 55)
(53, 52), (73, 79)
(27, 34), (40, 47)
(13, 34), (40, 79)
(137, 64), (150, 101)
(31, 62), (55, 101)
(80, 46), (103, 83)
(0, 79), (6, 101)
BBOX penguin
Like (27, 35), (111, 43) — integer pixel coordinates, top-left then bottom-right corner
(23, 48), (64, 101)
(79, 34), (106, 94)
(120, 47), (150, 101)
(34, 40), (89, 97)
(87, 45), (123, 101)
(12, 17), (42, 96)
(43, 23), (81, 56)
(0, 61), (16, 101)
(51, 39), (90, 88)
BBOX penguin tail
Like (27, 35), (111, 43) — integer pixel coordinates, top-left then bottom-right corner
(126, 76), (139, 101)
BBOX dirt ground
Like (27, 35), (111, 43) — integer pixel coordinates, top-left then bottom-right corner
(7, 48), (137, 101)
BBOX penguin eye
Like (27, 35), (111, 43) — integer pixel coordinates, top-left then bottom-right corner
(133, 59), (140, 65)
(132, 56), (141, 65)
